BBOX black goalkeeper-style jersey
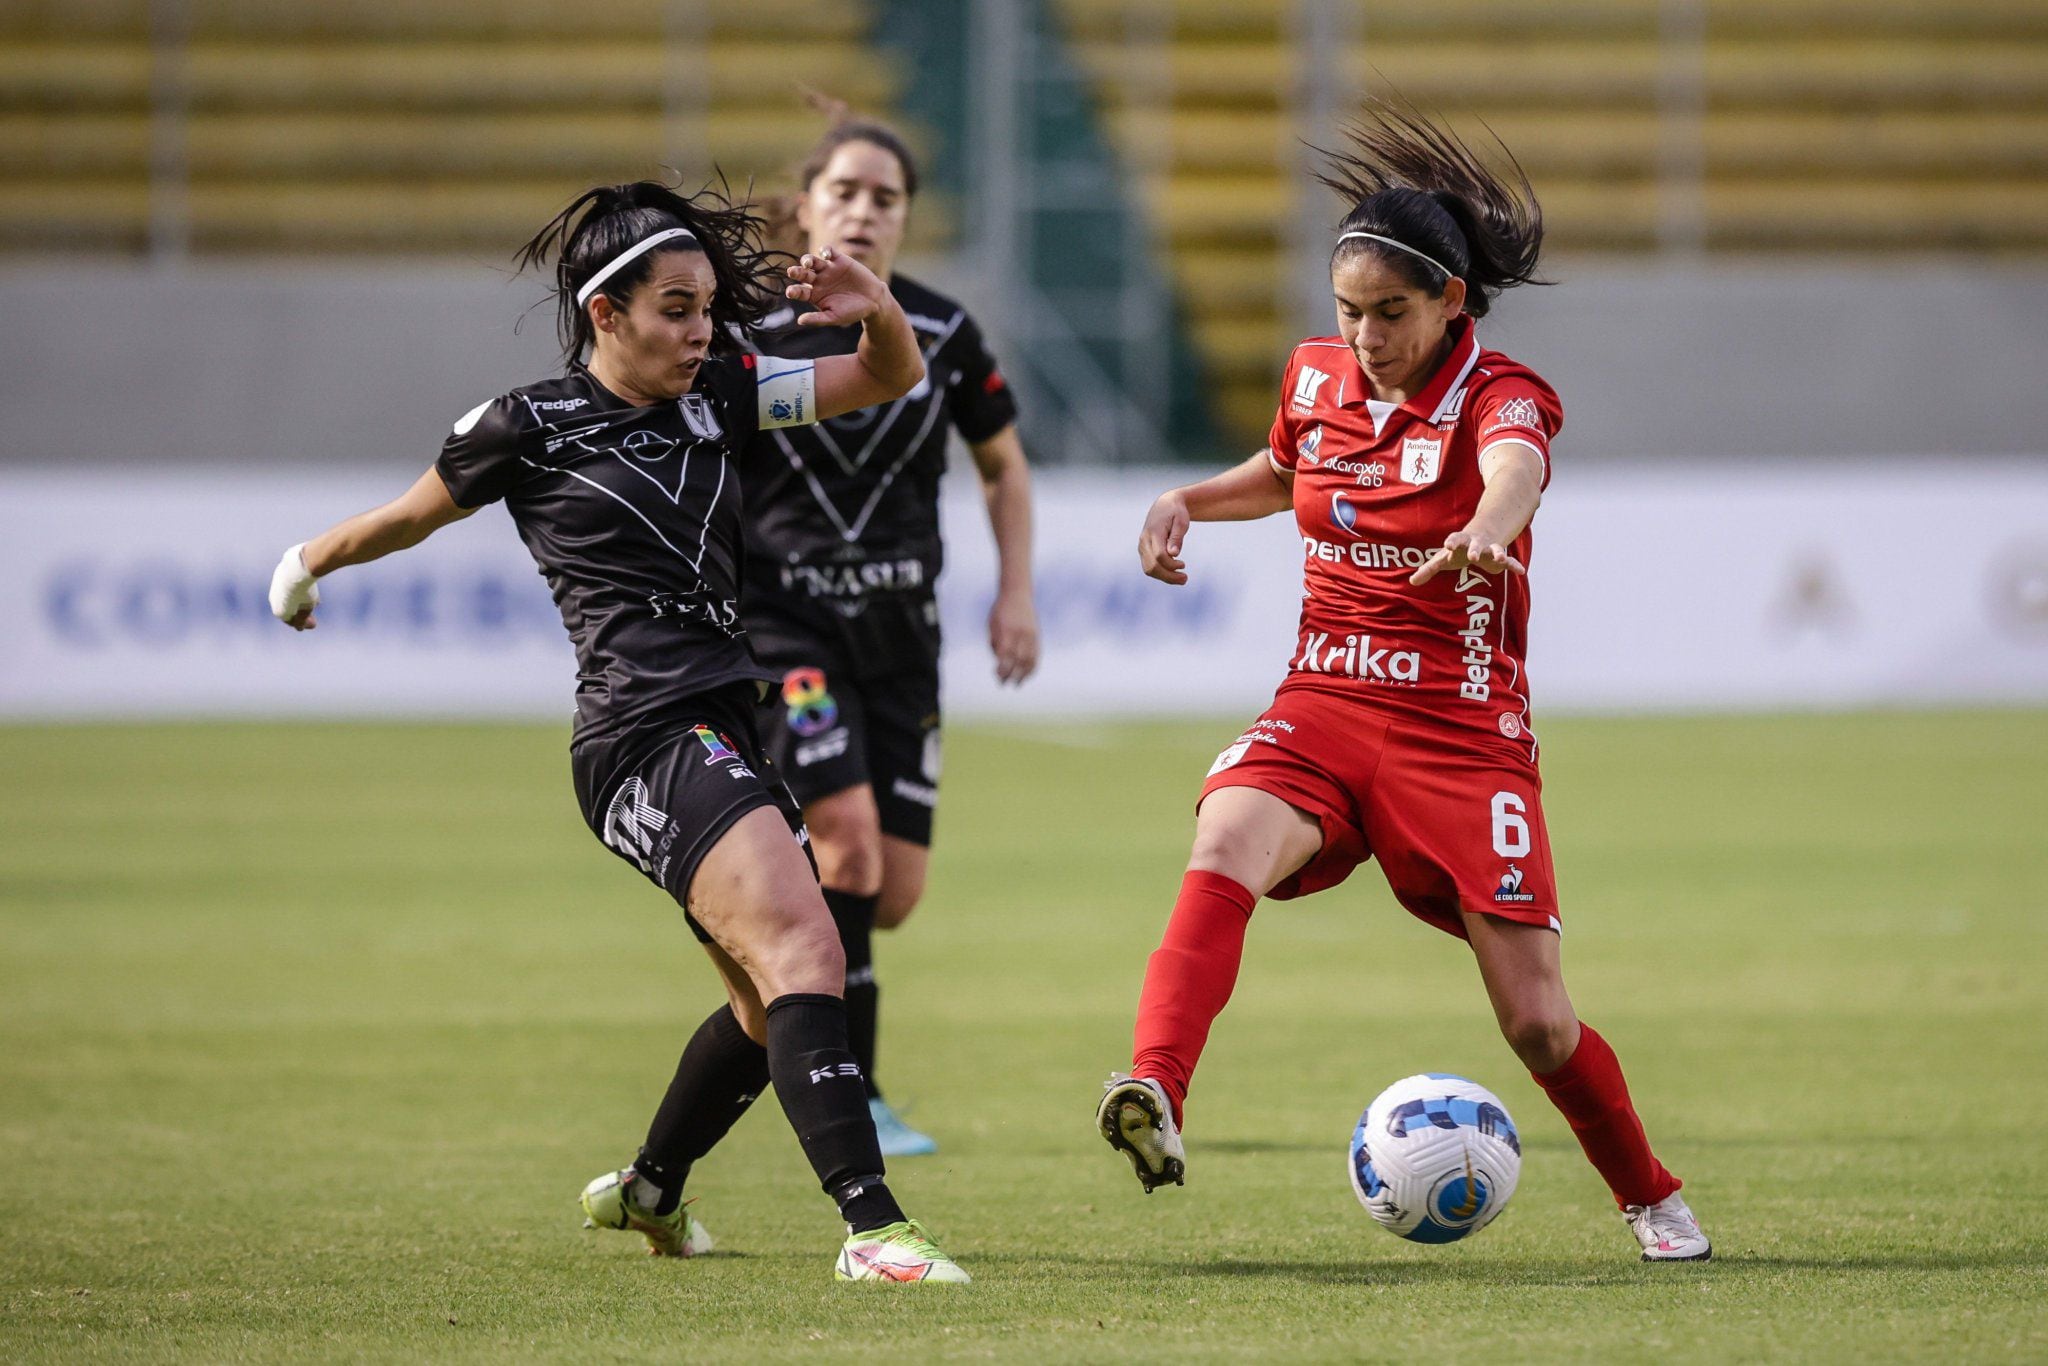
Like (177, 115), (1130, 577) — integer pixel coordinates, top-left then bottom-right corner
(436, 358), (781, 747)
(741, 274), (1017, 633)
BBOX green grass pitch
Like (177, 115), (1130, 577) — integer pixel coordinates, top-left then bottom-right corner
(3, 711), (2046, 1362)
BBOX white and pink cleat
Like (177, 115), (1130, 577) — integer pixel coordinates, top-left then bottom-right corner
(1624, 1192), (1712, 1262)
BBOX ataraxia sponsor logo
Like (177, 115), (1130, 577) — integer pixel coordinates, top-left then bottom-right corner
(1297, 425), (1323, 465)
(1292, 366), (1333, 413)
(1456, 565), (1497, 702)
(1304, 533), (1434, 571)
(1325, 457), (1385, 488)
(1292, 630), (1422, 683)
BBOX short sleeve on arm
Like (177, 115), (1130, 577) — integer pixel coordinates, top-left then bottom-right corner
(943, 312), (1020, 444)
(1469, 377), (1562, 488)
(1267, 354), (1301, 474)
(435, 395), (528, 509)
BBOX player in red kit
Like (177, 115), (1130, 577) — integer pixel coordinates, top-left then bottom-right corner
(1095, 105), (1710, 1263)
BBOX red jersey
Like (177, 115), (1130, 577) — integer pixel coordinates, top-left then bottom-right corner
(1265, 317), (1562, 751)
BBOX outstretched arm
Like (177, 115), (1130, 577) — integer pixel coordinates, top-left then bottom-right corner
(1138, 449), (1294, 585)
(1409, 442), (1543, 586)
(782, 247), (925, 419)
(269, 467), (475, 630)
(968, 423), (1038, 683)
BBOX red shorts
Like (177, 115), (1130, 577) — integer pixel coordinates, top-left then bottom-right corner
(1198, 681), (1560, 939)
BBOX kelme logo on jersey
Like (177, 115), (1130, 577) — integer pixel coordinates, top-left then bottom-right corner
(780, 667), (840, 738)
(1293, 630), (1422, 683)
(1297, 425), (1323, 465)
(1494, 864), (1535, 904)
(1292, 366), (1333, 413)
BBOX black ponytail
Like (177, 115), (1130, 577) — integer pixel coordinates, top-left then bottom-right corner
(1312, 101), (1546, 318)
(515, 176), (784, 365)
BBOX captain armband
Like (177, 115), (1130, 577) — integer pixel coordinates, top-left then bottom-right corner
(756, 357), (817, 430)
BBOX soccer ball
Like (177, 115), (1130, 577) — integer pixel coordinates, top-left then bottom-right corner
(1348, 1073), (1521, 1243)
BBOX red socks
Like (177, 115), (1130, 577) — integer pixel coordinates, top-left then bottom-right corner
(1531, 1022), (1681, 1209)
(1130, 869), (1258, 1126)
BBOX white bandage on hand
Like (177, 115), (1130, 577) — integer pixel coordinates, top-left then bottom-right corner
(268, 543), (320, 621)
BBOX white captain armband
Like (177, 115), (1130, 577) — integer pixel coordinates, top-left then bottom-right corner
(756, 357), (817, 430)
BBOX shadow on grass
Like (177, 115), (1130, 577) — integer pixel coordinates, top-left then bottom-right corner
(1198, 1139), (1328, 1155)
(968, 1247), (2044, 1286)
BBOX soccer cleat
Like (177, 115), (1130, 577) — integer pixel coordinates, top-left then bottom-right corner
(1097, 1073), (1185, 1193)
(834, 1219), (971, 1283)
(580, 1169), (714, 1258)
(1624, 1192), (1712, 1262)
(869, 1097), (938, 1158)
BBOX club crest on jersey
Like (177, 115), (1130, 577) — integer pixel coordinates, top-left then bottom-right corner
(1401, 435), (1442, 485)
(1297, 424), (1323, 464)
(677, 395), (722, 441)
(1292, 366), (1333, 413)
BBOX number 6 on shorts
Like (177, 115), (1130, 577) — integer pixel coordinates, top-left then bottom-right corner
(1490, 791), (1532, 858)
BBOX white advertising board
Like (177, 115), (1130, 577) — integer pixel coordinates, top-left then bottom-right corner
(1, 462), (2043, 721)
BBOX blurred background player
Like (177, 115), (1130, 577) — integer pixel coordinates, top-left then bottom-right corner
(1097, 105), (1711, 1264)
(264, 181), (969, 1283)
(743, 99), (1040, 1157)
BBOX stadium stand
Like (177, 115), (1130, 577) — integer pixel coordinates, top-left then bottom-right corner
(0, 0), (937, 255)
(1055, 0), (2048, 442)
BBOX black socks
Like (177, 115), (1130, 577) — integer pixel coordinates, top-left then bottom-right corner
(632, 1003), (769, 1215)
(765, 992), (905, 1232)
(823, 888), (882, 1099)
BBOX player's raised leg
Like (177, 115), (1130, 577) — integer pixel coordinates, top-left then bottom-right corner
(689, 806), (966, 1281)
(1102, 784), (1320, 1192)
(1461, 910), (1709, 1262)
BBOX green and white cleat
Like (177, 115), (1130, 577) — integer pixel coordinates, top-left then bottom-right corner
(1097, 1073), (1185, 1193)
(580, 1169), (714, 1258)
(834, 1219), (971, 1283)
(869, 1097), (938, 1157)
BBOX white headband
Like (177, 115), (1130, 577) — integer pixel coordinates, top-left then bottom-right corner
(1335, 230), (1456, 281)
(576, 227), (702, 306)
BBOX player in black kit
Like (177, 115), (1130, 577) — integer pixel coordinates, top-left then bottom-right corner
(264, 180), (970, 1282)
(744, 110), (1040, 1156)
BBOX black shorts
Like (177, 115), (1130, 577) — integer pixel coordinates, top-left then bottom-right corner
(749, 600), (943, 847)
(571, 684), (811, 944)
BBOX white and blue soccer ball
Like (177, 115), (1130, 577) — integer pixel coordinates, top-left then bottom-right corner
(1348, 1073), (1521, 1243)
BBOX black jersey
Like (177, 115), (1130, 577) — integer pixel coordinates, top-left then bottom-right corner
(741, 274), (1017, 629)
(435, 358), (779, 746)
